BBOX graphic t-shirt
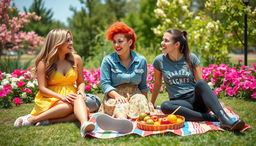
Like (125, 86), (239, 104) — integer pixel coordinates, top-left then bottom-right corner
(153, 53), (200, 99)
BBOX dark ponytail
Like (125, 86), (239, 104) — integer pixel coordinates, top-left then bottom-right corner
(165, 29), (195, 74)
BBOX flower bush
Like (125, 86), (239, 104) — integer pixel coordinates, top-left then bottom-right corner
(0, 69), (38, 108)
(202, 60), (256, 99)
(0, 0), (43, 55)
(147, 64), (165, 93)
(1, 63), (255, 108)
(83, 68), (101, 93)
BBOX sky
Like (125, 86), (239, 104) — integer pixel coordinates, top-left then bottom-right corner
(12, 0), (82, 25)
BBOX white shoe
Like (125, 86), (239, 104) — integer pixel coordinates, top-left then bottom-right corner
(80, 122), (95, 137)
(96, 114), (133, 134)
(14, 114), (32, 127)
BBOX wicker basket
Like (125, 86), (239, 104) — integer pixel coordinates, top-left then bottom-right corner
(137, 115), (185, 131)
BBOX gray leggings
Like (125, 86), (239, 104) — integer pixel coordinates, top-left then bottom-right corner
(161, 80), (223, 121)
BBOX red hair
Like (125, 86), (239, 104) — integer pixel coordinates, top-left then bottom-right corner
(106, 22), (136, 50)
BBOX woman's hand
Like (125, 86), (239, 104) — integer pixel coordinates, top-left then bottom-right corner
(77, 90), (86, 100)
(115, 95), (127, 104)
(61, 93), (77, 103)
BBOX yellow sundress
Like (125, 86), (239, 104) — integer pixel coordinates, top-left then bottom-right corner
(31, 67), (78, 116)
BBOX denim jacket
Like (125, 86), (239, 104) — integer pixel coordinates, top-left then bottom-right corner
(100, 50), (148, 94)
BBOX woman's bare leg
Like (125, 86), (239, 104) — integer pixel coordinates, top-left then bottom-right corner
(27, 102), (73, 124)
(49, 113), (77, 123)
(48, 108), (90, 123)
(73, 95), (89, 125)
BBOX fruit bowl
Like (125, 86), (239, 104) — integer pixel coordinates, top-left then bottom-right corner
(137, 115), (185, 131)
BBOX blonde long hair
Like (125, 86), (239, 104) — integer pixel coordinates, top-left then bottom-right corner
(35, 29), (74, 79)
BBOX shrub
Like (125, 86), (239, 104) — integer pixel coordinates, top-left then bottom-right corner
(202, 60), (256, 99)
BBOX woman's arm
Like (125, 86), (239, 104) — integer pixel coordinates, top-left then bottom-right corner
(194, 65), (203, 81)
(150, 68), (162, 106)
(37, 61), (69, 101)
(75, 54), (86, 98)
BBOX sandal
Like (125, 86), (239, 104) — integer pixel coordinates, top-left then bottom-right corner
(14, 114), (32, 127)
(96, 114), (133, 134)
(80, 122), (95, 137)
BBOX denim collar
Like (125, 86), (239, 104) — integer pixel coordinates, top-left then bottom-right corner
(113, 50), (139, 63)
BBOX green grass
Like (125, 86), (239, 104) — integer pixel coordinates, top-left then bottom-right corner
(229, 54), (256, 68)
(1, 93), (255, 146)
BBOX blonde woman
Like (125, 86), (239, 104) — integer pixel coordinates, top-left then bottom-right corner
(14, 29), (95, 137)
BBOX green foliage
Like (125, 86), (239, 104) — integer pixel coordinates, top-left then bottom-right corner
(69, 0), (128, 59)
(204, 0), (256, 50)
(0, 96), (11, 108)
(0, 55), (33, 73)
(106, 0), (127, 20)
(83, 30), (113, 69)
(124, 0), (161, 56)
(23, 0), (65, 36)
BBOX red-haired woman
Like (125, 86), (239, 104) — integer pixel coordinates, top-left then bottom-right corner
(96, 22), (155, 133)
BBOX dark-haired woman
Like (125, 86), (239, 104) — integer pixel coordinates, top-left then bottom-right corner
(150, 29), (245, 131)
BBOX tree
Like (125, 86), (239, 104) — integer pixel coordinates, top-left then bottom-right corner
(23, 0), (65, 36)
(68, 0), (118, 59)
(105, 0), (127, 20)
(0, 0), (43, 56)
(124, 0), (160, 55)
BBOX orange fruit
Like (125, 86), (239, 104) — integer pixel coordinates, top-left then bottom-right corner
(176, 118), (183, 123)
(167, 114), (177, 123)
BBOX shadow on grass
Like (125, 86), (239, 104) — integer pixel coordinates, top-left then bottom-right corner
(243, 98), (256, 102)
(234, 131), (246, 136)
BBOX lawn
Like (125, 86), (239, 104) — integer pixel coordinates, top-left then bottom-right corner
(0, 93), (255, 146)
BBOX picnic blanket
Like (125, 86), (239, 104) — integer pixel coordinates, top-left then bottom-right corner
(86, 103), (250, 139)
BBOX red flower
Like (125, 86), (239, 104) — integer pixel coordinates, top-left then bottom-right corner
(17, 81), (26, 87)
(13, 97), (22, 105)
(85, 85), (92, 92)
(21, 88), (32, 94)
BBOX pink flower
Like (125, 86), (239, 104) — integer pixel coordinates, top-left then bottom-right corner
(251, 92), (256, 99)
(13, 97), (22, 105)
(252, 63), (256, 69)
(237, 58), (243, 62)
(225, 87), (235, 96)
(148, 84), (154, 93)
(227, 33), (234, 37)
(11, 69), (27, 77)
(210, 78), (217, 83)
(85, 85), (92, 92)
(213, 90), (219, 97)
(21, 88), (32, 94)
(0, 89), (10, 97)
(220, 85), (226, 90)
(147, 74), (153, 82)
(17, 81), (26, 87)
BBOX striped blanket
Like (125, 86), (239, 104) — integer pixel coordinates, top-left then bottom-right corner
(86, 103), (250, 139)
